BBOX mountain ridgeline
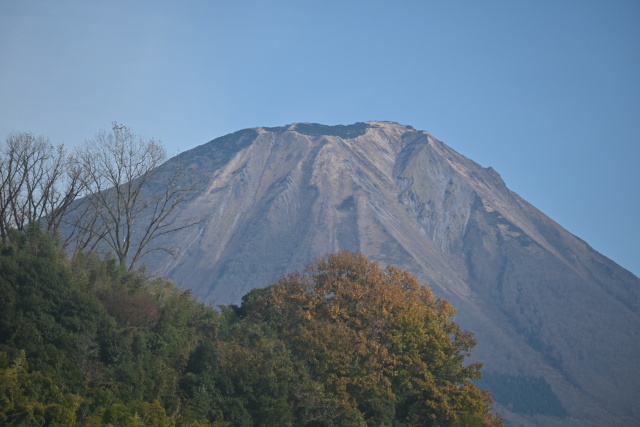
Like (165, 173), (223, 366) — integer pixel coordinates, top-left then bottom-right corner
(118, 122), (637, 425)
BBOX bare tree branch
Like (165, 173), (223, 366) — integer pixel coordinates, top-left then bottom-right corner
(0, 132), (84, 244)
(68, 123), (199, 270)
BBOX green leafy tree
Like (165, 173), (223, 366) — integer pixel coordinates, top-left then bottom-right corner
(0, 351), (82, 425)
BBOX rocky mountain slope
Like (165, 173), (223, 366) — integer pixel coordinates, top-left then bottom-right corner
(140, 121), (639, 426)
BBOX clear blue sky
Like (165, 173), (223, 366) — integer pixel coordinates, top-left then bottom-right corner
(1, 0), (638, 276)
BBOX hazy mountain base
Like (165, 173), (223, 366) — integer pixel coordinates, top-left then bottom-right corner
(130, 122), (640, 426)
(474, 373), (566, 417)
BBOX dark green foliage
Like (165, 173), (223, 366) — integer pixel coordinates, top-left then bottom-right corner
(336, 195), (356, 211)
(475, 372), (567, 417)
(0, 230), (501, 425)
(291, 122), (370, 138)
(263, 122), (371, 138)
(0, 228), (212, 424)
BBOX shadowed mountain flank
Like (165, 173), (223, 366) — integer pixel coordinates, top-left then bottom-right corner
(130, 121), (638, 426)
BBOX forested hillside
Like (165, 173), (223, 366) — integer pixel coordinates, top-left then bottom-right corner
(0, 228), (500, 426)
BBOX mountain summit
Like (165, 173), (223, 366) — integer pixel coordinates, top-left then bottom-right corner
(142, 121), (638, 426)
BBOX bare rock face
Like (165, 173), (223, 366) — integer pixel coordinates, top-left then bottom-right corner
(142, 122), (639, 426)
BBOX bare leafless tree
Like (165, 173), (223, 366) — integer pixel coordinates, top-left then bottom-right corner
(68, 123), (199, 270)
(0, 132), (84, 244)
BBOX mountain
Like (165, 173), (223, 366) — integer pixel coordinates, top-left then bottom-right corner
(141, 121), (638, 426)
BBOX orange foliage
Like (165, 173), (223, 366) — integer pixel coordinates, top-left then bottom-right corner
(242, 251), (501, 425)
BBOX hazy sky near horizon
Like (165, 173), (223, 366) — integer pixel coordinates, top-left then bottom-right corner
(1, 1), (639, 276)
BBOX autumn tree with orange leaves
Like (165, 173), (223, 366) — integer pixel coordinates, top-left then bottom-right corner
(238, 251), (502, 426)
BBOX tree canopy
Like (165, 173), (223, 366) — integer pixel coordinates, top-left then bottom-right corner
(237, 251), (500, 426)
(0, 228), (501, 426)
